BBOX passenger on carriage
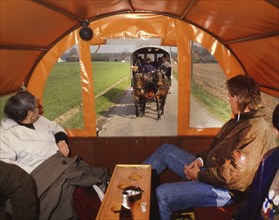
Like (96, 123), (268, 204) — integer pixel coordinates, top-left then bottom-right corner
(131, 56), (143, 87)
(142, 57), (157, 86)
(158, 55), (171, 83)
(132, 56), (143, 74)
(0, 91), (107, 220)
(143, 74), (276, 220)
(142, 57), (156, 73)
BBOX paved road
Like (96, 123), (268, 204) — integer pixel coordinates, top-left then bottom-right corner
(97, 78), (222, 137)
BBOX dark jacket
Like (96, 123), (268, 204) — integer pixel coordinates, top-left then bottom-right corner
(0, 161), (38, 220)
(198, 108), (276, 192)
(31, 152), (107, 220)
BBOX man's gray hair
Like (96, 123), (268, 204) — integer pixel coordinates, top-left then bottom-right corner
(4, 91), (36, 122)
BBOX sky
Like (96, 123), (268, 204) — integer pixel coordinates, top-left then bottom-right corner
(90, 38), (176, 53)
(90, 44), (177, 54)
(90, 44), (137, 53)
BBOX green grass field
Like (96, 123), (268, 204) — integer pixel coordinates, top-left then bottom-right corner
(43, 62), (130, 119)
(190, 79), (231, 122)
(44, 62), (130, 128)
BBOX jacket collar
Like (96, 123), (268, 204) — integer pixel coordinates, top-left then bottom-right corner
(233, 107), (266, 121)
(1, 117), (36, 130)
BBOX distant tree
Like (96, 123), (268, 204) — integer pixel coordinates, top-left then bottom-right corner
(91, 53), (109, 61)
(192, 45), (216, 63)
(68, 47), (78, 56)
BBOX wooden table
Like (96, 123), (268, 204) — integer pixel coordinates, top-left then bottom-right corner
(96, 164), (151, 220)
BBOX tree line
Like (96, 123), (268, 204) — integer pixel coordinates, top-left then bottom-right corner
(61, 45), (215, 63)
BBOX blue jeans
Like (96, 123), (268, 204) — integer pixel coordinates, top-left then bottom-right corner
(143, 144), (234, 220)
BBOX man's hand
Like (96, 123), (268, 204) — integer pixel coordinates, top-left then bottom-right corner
(184, 159), (202, 181)
(57, 140), (70, 157)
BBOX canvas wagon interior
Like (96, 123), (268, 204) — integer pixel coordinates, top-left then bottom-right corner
(1, 1), (278, 219)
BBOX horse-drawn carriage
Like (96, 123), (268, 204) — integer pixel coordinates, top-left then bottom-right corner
(130, 46), (172, 119)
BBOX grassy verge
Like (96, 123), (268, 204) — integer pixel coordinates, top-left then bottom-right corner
(95, 78), (130, 118)
(62, 77), (130, 128)
(173, 63), (229, 122)
(191, 79), (231, 122)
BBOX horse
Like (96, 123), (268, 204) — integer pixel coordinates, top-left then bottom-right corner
(132, 73), (146, 117)
(132, 70), (170, 120)
(154, 70), (170, 120)
(132, 71), (158, 118)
